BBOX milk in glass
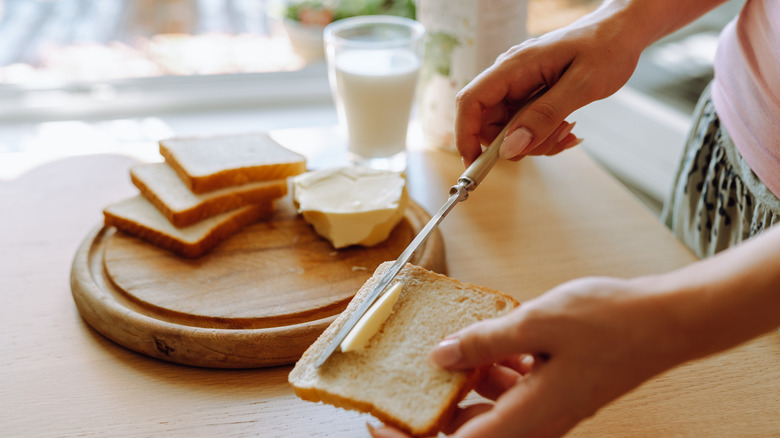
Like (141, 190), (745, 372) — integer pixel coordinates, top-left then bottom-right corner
(333, 49), (421, 159)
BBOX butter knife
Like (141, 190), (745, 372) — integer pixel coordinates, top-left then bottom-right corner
(314, 102), (531, 368)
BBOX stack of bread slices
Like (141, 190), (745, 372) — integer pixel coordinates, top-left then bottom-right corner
(103, 132), (306, 258)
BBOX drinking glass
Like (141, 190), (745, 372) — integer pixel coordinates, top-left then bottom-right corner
(324, 15), (425, 172)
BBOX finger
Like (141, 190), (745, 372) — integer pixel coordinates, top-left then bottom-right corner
(367, 424), (412, 438)
(508, 121), (573, 160)
(499, 72), (593, 160)
(534, 121), (575, 156)
(450, 391), (534, 438)
(519, 354), (536, 374)
(475, 364), (523, 401)
(429, 310), (545, 370)
(454, 70), (510, 166)
(540, 134), (583, 157)
(560, 135), (584, 151)
(455, 56), (549, 166)
(478, 104), (512, 147)
(442, 403), (494, 435)
(453, 368), (580, 438)
(498, 354), (536, 375)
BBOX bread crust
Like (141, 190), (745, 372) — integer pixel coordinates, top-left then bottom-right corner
(159, 133), (306, 193)
(130, 162), (286, 227)
(103, 196), (269, 258)
(289, 263), (519, 436)
(292, 363), (483, 436)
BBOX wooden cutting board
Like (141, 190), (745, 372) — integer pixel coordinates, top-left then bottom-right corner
(70, 198), (446, 368)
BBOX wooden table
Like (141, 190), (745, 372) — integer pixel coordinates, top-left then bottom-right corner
(2, 130), (779, 437)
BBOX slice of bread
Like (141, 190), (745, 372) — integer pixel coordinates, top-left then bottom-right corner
(103, 195), (273, 258)
(289, 262), (519, 436)
(159, 133), (307, 193)
(130, 162), (288, 227)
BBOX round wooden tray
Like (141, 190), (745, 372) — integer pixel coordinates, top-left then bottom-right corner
(70, 199), (446, 368)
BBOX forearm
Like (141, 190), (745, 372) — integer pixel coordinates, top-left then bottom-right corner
(577, 0), (731, 51)
(649, 226), (780, 363)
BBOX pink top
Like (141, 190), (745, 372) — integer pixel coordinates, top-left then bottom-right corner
(711, 0), (780, 198)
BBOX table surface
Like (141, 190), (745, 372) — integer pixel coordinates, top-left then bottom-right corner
(2, 128), (779, 437)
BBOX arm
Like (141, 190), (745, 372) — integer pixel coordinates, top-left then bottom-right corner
(652, 223), (780, 360)
(372, 226), (780, 438)
(456, 0), (730, 165)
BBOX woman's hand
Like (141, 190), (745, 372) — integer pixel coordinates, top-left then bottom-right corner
(368, 225), (780, 437)
(370, 276), (687, 438)
(455, 4), (648, 166)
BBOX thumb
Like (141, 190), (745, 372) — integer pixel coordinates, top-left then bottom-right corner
(429, 311), (539, 370)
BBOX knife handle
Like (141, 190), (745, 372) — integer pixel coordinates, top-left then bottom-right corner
(458, 91), (544, 191)
(458, 110), (522, 189)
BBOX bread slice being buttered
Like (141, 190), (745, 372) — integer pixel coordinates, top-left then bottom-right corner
(289, 262), (519, 436)
(159, 132), (306, 193)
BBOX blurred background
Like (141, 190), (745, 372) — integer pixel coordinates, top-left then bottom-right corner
(3, 0), (739, 120)
(0, 0), (598, 85)
(0, 0), (745, 214)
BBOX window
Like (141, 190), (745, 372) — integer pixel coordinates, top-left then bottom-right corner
(0, 0), (337, 119)
(0, 0), (602, 120)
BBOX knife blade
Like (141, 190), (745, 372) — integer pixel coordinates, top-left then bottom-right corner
(314, 97), (536, 368)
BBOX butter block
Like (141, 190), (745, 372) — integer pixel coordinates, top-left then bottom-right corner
(292, 166), (408, 249)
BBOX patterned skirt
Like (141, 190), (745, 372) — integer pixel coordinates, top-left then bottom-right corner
(662, 85), (780, 258)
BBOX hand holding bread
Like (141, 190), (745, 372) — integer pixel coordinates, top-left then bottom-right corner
(370, 276), (704, 438)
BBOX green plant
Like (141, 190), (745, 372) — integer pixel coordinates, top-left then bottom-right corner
(284, 0), (416, 26)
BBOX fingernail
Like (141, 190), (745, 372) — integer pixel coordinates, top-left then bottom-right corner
(556, 122), (576, 143)
(566, 138), (584, 149)
(429, 338), (463, 367)
(499, 127), (533, 160)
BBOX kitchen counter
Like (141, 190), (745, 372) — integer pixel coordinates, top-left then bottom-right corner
(2, 127), (779, 437)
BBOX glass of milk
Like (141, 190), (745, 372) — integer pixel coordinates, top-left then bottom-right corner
(324, 16), (425, 172)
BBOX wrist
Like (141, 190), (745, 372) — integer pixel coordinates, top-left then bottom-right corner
(626, 275), (700, 371)
(635, 232), (780, 367)
(581, 0), (728, 52)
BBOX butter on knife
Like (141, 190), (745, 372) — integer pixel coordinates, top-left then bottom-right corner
(339, 282), (403, 352)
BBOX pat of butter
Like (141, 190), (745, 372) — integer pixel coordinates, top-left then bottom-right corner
(340, 282), (403, 353)
(292, 167), (408, 249)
